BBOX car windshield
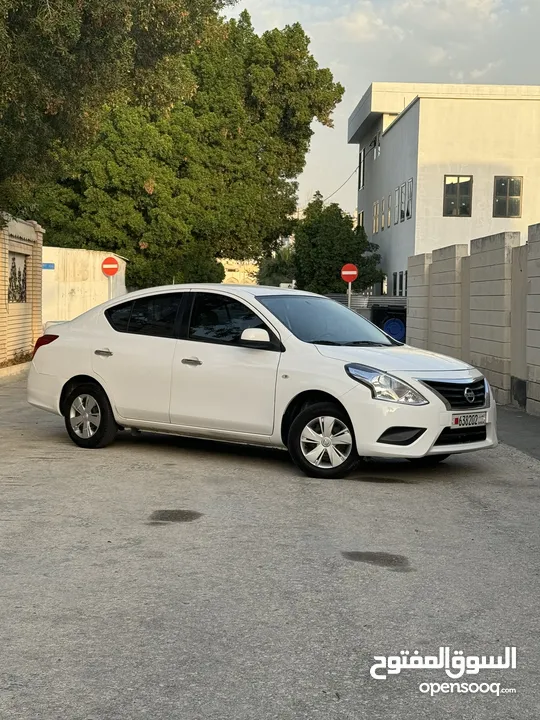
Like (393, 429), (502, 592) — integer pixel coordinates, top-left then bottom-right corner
(258, 295), (396, 346)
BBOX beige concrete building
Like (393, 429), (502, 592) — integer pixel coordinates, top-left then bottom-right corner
(221, 259), (258, 285)
(348, 83), (540, 295)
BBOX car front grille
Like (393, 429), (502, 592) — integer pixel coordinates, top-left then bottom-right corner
(434, 426), (487, 446)
(421, 378), (486, 410)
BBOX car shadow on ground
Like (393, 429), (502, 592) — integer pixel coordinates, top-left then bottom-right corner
(112, 429), (486, 484)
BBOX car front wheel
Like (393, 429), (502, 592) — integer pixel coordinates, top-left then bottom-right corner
(64, 383), (118, 449)
(288, 402), (359, 479)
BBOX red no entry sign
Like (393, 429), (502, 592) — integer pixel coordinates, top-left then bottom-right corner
(102, 256), (119, 277)
(341, 263), (358, 283)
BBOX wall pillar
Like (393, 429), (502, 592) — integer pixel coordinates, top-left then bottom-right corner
(428, 244), (468, 359)
(469, 231), (520, 405)
(406, 253), (432, 349)
(526, 223), (540, 415)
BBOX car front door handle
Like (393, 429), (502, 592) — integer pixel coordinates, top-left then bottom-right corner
(95, 349), (113, 357)
(182, 357), (202, 366)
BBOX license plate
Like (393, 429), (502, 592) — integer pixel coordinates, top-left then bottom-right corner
(451, 412), (487, 429)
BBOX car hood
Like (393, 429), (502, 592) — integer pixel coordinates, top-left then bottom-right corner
(316, 344), (477, 374)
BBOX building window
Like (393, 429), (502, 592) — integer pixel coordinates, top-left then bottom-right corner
(394, 188), (399, 224)
(8, 253), (27, 303)
(493, 177), (522, 218)
(405, 270), (408, 297)
(392, 272), (398, 297)
(358, 148), (365, 190)
(381, 198), (385, 231)
(443, 175), (472, 217)
(400, 183), (406, 222)
(358, 210), (364, 228)
(372, 202), (378, 234)
(388, 194), (392, 228)
(398, 271), (404, 297)
(406, 179), (413, 220)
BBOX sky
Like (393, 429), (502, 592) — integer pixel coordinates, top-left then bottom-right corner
(227, 0), (540, 213)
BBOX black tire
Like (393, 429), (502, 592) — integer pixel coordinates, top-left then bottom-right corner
(407, 454), (450, 467)
(64, 382), (118, 449)
(288, 402), (359, 479)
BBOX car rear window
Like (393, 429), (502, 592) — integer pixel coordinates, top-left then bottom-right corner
(105, 293), (183, 338)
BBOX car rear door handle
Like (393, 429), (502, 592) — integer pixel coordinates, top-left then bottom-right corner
(182, 357), (202, 366)
(95, 349), (113, 357)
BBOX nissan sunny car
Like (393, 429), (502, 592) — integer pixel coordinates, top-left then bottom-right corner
(28, 285), (497, 478)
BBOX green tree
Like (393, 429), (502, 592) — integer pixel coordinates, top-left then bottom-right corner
(294, 192), (383, 294)
(0, 0), (234, 209)
(257, 245), (296, 287)
(25, 13), (343, 289)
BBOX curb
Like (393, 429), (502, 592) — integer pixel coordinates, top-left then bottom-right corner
(0, 362), (31, 381)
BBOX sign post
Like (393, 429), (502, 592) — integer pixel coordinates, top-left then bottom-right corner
(341, 264), (359, 309)
(101, 256), (119, 300)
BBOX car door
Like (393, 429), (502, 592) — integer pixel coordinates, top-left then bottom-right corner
(170, 291), (281, 435)
(92, 292), (185, 423)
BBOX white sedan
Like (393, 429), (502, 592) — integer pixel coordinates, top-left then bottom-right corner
(28, 284), (497, 478)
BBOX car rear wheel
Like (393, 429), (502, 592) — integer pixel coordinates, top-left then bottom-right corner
(288, 402), (359, 479)
(64, 383), (118, 449)
(407, 454), (450, 467)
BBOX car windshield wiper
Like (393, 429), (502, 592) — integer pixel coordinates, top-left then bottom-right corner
(308, 340), (346, 346)
(341, 341), (390, 347)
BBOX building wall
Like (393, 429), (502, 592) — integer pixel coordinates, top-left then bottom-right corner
(42, 247), (127, 328)
(416, 97), (540, 255)
(0, 218), (44, 365)
(357, 102), (420, 284)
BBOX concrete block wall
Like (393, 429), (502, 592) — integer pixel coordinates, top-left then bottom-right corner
(405, 226), (540, 410)
(406, 253), (432, 349)
(427, 244), (468, 359)
(468, 232), (520, 405)
(527, 223), (540, 416)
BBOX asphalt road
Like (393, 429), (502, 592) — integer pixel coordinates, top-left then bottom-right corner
(1, 375), (539, 719)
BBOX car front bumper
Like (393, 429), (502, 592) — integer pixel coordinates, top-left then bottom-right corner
(341, 382), (498, 458)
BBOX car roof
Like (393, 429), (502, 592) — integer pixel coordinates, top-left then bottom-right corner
(114, 284), (320, 302)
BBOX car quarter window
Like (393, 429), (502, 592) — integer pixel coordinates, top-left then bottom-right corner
(106, 301), (133, 332)
(105, 294), (183, 338)
(189, 292), (267, 345)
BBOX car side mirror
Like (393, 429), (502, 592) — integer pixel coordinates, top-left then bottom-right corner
(240, 328), (271, 347)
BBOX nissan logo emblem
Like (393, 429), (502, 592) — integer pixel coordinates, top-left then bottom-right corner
(464, 387), (475, 404)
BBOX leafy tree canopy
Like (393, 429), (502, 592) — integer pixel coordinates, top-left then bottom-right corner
(294, 192), (383, 294)
(23, 13), (344, 288)
(257, 245), (295, 287)
(0, 0), (234, 207)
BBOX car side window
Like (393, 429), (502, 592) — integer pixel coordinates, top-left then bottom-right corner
(129, 294), (183, 338)
(105, 294), (182, 338)
(189, 293), (267, 345)
(106, 301), (133, 333)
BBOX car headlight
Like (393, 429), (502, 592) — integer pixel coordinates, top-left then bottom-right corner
(345, 364), (429, 405)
